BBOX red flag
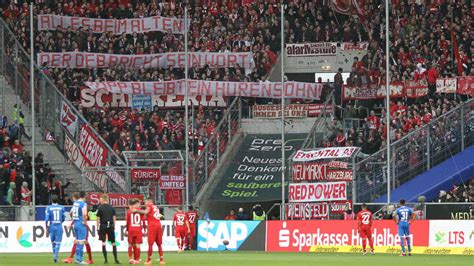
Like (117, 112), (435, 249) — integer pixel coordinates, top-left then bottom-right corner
(450, 29), (464, 76)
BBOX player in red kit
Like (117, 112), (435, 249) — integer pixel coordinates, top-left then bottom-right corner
(126, 199), (145, 264)
(173, 206), (190, 253)
(140, 198), (165, 265)
(186, 206), (198, 250)
(357, 203), (375, 255)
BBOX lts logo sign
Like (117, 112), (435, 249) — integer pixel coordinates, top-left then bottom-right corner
(197, 221), (260, 251)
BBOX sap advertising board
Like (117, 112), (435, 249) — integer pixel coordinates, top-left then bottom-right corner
(197, 220), (265, 251)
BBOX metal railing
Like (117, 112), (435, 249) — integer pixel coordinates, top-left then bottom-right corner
(0, 19), (127, 193)
(355, 99), (474, 203)
(192, 97), (242, 202)
(300, 90), (335, 149)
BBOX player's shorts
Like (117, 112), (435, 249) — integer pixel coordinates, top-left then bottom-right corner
(49, 225), (63, 243)
(128, 234), (143, 244)
(398, 224), (410, 237)
(98, 226), (115, 243)
(358, 227), (372, 239)
(74, 223), (87, 241)
(175, 228), (187, 239)
(188, 226), (196, 237)
(147, 225), (163, 246)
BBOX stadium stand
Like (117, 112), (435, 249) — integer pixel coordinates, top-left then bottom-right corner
(0, 0), (471, 209)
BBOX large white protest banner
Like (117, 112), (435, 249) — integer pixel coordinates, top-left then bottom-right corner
(38, 14), (187, 34)
(37, 52), (255, 70)
(84, 80), (323, 100)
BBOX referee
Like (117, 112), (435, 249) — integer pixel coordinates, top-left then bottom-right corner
(96, 194), (121, 264)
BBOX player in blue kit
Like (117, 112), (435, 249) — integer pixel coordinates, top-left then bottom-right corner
(72, 191), (89, 264)
(45, 195), (66, 263)
(394, 199), (415, 256)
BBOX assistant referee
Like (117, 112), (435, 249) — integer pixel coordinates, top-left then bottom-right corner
(96, 194), (121, 264)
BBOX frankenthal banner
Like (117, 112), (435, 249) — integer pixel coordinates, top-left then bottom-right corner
(81, 88), (226, 108)
(84, 80), (324, 100)
(87, 192), (144, 206)
(60, 100), (78, 138)
(266, 220), (429, 253)
(288, 182), (347, 202)
(210, 134), (306, 202)
(38, 14), (187, 35)
(160, 175), (185, 190)
(293, 147), (358, 162)
(64, 133), (107, 191)
(197, 220), (265, 251)
(284, 42), (368, 74)
(0, 221), (179, 253)
(37, 52), (255, 70)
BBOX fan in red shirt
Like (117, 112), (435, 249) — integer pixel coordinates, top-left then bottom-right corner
(136, 198), (166, 265)
(186, 206), (199, 250)
(357, 203), (375, 255)
(126, 199), (145, 265)
(173, 207), (191, 253)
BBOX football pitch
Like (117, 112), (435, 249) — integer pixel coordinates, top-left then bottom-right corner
(0, 252), (472, 266)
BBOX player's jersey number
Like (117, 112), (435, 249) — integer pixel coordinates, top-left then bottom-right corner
(131, 213), (141, 227)
(361, 213), (370, 225)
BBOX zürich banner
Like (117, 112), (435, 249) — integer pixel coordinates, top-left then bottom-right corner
(38, 14), (187, 35)
(210, 134), (306, 202)
(37, 52), (255, 70)
(84, 80), (323, 100)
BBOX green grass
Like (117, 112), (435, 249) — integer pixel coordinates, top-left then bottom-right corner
(0, 251), (472, 266)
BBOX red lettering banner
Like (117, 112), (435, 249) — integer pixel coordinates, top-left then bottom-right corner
(293, 147), (358, 162)
(288, 182), (347, 202)
(291, 163), (328, 181)
(326, 169), (353, 181)
(286, 200), (353, 219)
(78, 125), (108, 167)
(84, 80), (323, 100)
(131, 169), (161, 181)
(457, 76), (474, 96)
(87, 192), (144, 206)
(405, 80), (429, 98)
(38, 14), (187, 34)
(37, 52), (255, 70)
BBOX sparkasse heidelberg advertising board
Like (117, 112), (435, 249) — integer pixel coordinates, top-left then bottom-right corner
(266, 220), (429, 252)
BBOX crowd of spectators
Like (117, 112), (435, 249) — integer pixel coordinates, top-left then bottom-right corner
(438, 178), (474, 203)
(345, 0), (471, 89)
(0, 108), (72, 206)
